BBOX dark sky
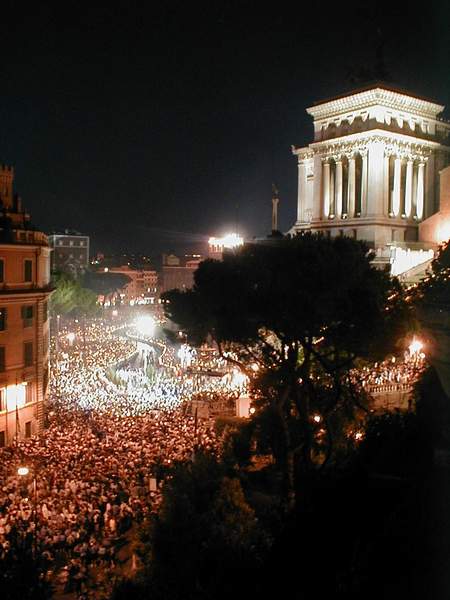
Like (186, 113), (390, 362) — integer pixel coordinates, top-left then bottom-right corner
(0, 1), (449, 256)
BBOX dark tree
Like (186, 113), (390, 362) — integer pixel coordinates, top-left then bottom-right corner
(163, 234), (410, 510)
(414, 239), (450, 396)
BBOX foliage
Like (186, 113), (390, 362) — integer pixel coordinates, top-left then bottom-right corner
(413, 239), (450, 396)
(163, 234), (411, 509)
(356, 410), (432, 477)
(50, 272), (100, 318)
(122, 452), (269, 600)
(82, 270), (131, 297)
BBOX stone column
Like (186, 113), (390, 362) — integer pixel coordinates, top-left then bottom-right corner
(361, 150), (368, 216)
(297, 161), (306, 222)
(404, 158), (413, 218)
(323, 160), (330, 218)
(312, 154), (322, 221)
(366, 140), (385, 218)
(335, 159), (343, 218)
(416, 162), (425, 220)
(347, 154), (356, 217)
(392, 156), (401, 217)
(329, 163), (335, 218)
(384, 152), (390, 216)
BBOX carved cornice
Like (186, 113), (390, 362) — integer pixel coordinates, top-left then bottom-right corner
(307, 87), (445, 122)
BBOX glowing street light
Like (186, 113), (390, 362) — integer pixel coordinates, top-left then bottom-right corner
(17, 466), (29, 476)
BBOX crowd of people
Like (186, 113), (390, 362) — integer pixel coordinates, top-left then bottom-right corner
(357, 351), (426, 390)
(0, 317), (425, 597)
(0, 319), (220, 597)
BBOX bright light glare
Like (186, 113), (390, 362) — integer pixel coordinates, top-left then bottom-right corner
(209, 233), (244, 249)
(17, 467), (29, 476)
(134, 316), (155, 337)
(409, 338), (424, 355)
(313, 414), (321, 423)
(67, 332), (75, 344)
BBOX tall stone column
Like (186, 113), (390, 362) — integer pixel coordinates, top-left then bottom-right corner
(335, 159), (343, 218)
(416, 162), (425, 220)
(329, 164), (335, 218)
(297, 161), (306, 222)
(384, 152), (390, 216)
(367, 140), (385, 218)
(312, 154), (322, 221)
(361, 150), (368, 216)
(405, 158), (413, 218)
(347, 154), (356, 217)
(392, 156), (401, 217)
(323, 161), (330, 218)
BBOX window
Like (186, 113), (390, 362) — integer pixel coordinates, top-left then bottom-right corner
(24, 260), (32, 282)
(25, 421), (32, 438)
(26, 384), (32, 404)
(58, 240), (63, 245)
(0, 431), (5, 447)
(0, 347), (5, 372)
(24, 342), (33, 367)
(0, 308), (6, 331)
(43, 301), (48, 323)
(0, 389), (4, 411)
(0, 259), (4, 283)
(69, 240), (74, 246)
(22, 305), (33, 327)
(80, 241), (85, 247)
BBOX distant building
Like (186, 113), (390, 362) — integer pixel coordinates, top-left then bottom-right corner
(0, 165), (52, 446)
(161, 253), (203, 293)
(101, 264), (158, 305)
(48, 230), (89, 276)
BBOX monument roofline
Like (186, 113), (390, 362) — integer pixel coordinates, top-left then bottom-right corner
(307, 83), (445, 121)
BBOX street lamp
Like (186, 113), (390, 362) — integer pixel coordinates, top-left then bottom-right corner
(17, 466), (37, 557)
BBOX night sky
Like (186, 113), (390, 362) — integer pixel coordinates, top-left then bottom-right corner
(0, 1), (449, 257)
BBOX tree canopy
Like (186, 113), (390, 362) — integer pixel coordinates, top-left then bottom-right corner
(163, 234), (410, 509)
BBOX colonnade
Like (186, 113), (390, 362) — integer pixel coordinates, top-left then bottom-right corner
(386, 155), (425, 220)
(319, 150), (426, 221)
(321, 152), (368, 219)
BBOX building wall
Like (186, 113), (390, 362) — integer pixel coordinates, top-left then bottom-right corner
(49, 233), (89, 275)
(0, 165), (52, 446)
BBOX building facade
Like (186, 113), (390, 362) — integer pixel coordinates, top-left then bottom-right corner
(290, 85), (450, 251)
(49, 230), (89, 276)
(0, 165), (52, 446)
(161, 254), (203, 293)
(104, 264), (158, 305)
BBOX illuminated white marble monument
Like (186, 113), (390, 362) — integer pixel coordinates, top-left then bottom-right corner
(290, 85), (450, 251)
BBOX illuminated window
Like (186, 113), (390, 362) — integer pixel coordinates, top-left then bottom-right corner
(69, 240), (74, 246)
(24, 260), (32, 282)
(0, 390), (4, 411)
(0, 308), (6, 331)
(24, 342), (33, 367)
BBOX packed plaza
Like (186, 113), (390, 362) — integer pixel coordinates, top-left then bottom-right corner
(0, 313), (427, 597)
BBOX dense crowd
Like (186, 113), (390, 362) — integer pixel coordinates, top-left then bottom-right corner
(357, 351), (426, 390)
(0, 319), (219, 597)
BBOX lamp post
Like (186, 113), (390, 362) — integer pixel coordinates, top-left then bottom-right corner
(17, 466), (38, 558)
